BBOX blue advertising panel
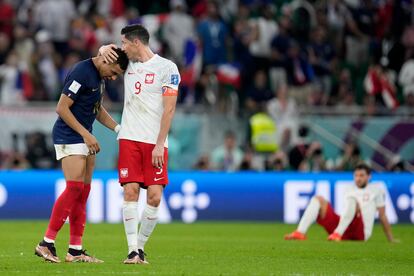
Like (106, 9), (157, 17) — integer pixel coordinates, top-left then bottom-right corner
(0, 171), (412, 223)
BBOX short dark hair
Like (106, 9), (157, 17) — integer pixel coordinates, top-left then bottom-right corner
(354, 163), (371, 174)
(121, 24), (150, 45)
(113, 47), (129, 70)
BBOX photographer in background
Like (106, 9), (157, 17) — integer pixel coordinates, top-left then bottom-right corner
(298, 142), (327, 172)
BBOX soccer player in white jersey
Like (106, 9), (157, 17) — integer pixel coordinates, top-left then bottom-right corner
(285, 163), (398, 242)
(99, 24), (180, 264)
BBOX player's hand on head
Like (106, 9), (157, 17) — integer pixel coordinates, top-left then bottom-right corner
(152, 144), (164, 168)
(83, 133), (100, 155)
(99, 44), (118, 64)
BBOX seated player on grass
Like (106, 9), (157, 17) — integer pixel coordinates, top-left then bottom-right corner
(285, 163), (399, 242)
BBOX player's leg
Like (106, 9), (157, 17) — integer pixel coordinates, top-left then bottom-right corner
(328, 198), (360, 241)
(135, 184), (162, 264)
(119, 139), (144, 264)
(123, 182), (140, 255)
(285, 196), (328, 240)
(341, 204), (364, 241)
(66, 154), (103, 263)
(36, 155), (86, 263)
(133, 143), (168, 264)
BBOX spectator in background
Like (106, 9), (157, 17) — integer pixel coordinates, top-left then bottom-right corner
(2, 151), (30, 170)
(193, 154), (211, 171)
(246, 70), (274, 112)
(211, 130), (244, 172)
(33, 30), (59, 101)
(0, 0), (15, 39)
(308, 26), (336, 100)
(335, 142), (364, 171)
(265, 151), (288, 171)
(25, 131), (57, 169)
(364, 57), (398, 110)
(299, 142), (327, 172)
(233, 4), (255, 105)
(321, 0), (353, 55)
(344, 0), (376, 67)
(283, 0), (317, 45)
(0, 32), (11, 66)
(163, 0), (195, 65)
(288, 125), (310, 170)
(398, 54), (414, 107)
(267, 83), (298, 152)
(387, 156), (407, 172)
(269, 15), (291, 91)
(331, 68), (355, 108)
(34, 0), (76, 56)
(285, 41), (314, 105)
(248, 3), (278, 71)
(247, 104), (278, 155)
(197, 1), (228, 67)
(13, 24), (34, 69)
(0, 51), (27, 105)
(1, 133), (29, 170)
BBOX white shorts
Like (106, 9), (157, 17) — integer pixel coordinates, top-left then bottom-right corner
(54, 143), (89, 160)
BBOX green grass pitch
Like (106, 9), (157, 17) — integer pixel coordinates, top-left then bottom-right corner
(0, 221), (413, 275)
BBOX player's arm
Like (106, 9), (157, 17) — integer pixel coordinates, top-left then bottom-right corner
(378, 206), (399, 243)
(96, 106), (121, 133)
(152, 88), (177, 168)
(56, 94), (100, 154)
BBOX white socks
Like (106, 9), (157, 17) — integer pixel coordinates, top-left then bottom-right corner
(297, 197), (321, 234)
(335, 197), (357, 235)
(137, 205), (158, 251)
(123, 201), (138, 254)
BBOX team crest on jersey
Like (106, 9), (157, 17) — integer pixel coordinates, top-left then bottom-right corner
(145, 73), (155, 84)
(171, 74), (179, 85)
(120, 168), (129, 178)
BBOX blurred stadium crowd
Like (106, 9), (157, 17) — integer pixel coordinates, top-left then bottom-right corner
(0, 0), (413, 172)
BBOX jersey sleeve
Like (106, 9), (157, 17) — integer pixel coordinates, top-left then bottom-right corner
(62, 68), (87, 101)
(161, 63), (180, 96)
(375, 187), (386, 208)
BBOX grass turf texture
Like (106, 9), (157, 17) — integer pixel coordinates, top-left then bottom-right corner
(0, 221), (413, 275)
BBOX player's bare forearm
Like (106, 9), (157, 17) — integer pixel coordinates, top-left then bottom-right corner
(156, 96), (177, 147)
(378, 207), (397, 242)
(56, 94), (90, 138)
(380, 215), (395, 242)
(96, 107), (118, 131)
(156, 108), (175, 147)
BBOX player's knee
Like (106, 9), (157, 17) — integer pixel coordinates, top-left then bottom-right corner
(147, 194), (161, 207)
(314, 195), (326, 205)
(123, 184), (139, 201)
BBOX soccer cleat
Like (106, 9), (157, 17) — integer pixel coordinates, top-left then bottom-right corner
(327, 232), (342, 241)
(284, 231), (307, 240)
(65, 249), (104, 263)
(34, 241), (61, 263)
(123, 250), (149, 264)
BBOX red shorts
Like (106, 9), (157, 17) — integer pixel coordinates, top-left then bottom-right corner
(118, 139), (169, 186)
(317, 203), (365, 241)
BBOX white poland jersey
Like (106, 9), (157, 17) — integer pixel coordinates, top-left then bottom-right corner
(118, 54), (180, 148)
(345, 184), (386, 240)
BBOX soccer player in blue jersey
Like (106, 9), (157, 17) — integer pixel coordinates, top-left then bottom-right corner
(35, 48), (128, 263)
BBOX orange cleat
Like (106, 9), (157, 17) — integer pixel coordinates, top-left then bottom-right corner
(327, 232), (342, 241)
(284, 231), (307, 240)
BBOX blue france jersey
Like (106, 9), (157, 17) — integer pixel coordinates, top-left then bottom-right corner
(53, 59), (104, 144)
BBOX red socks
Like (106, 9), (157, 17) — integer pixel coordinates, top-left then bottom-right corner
(69, 184), (91, 246)
(45, 181), (84, 241)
